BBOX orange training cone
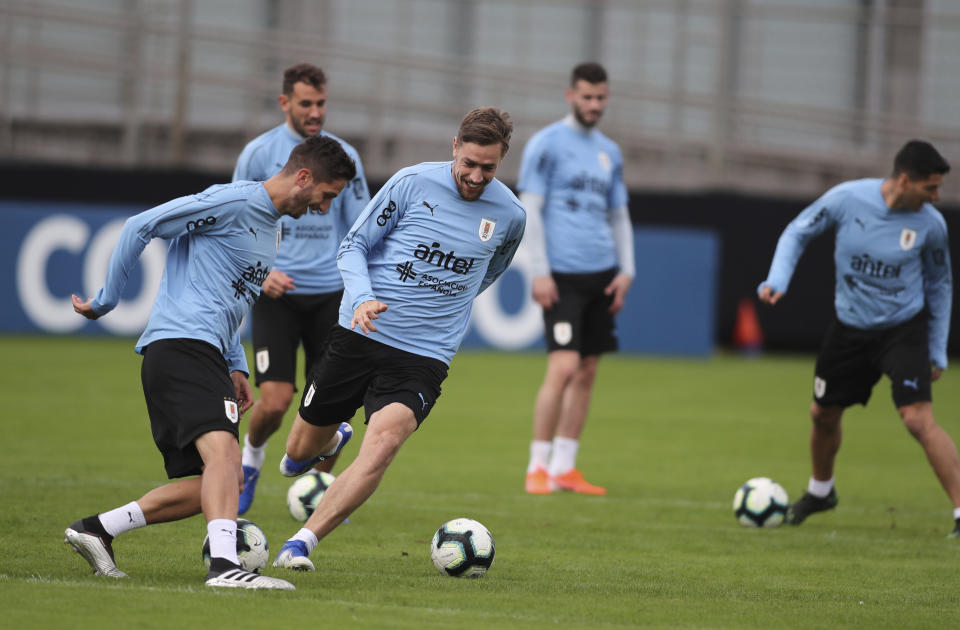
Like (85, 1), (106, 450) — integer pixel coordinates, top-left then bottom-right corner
(732, 297), (764, 352)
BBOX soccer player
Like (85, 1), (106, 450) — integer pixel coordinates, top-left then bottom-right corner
(758, 139), (960, 535)
(519, 62), (634, 495)
(269, 107), (526, 571)
(232, 62), (370, 514)
(65, 136), (356, 589)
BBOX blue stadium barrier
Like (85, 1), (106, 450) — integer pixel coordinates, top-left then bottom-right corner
(1, 202), (718, 355)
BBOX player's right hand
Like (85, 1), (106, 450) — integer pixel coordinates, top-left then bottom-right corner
(72, 294), (100, 320)
(351, 300), (388, 334)
(262, 269), (296, 298)
(757, 284), (783, 306)
(532, 275), (558, 310)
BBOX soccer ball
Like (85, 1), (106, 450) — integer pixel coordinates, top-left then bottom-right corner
(733, 477), (789, 528)
(201, 518), (269, 572)
(287, 471), (336, 522)
(430, 518), (495, 578)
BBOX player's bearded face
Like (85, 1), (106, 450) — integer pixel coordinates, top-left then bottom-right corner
(567, 80), (609, 128)
(281, 82), (327, 138)
(901, 173), (944, 210)
(451, 140), (503, 201)
(285, 176), (346, 218)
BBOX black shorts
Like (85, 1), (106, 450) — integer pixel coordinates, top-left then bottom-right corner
(298, 326), (448, 428)
(140, 339), (241, 479)
(251, 291), (343, 387)
(813, 311), (932, 409)
(543, 267), (619, 355)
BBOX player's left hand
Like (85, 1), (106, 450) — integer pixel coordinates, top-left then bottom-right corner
(231, 371), (254, 414)
(931, 366), (943, 382)
(604, 273), (632, 314)
(351, 300), (389, 334)
(72, 294), (100, 320)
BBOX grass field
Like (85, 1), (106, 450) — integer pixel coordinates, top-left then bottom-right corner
(2, 335), (959, 629)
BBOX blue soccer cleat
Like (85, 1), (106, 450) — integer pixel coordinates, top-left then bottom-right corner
(237, 465), (260, 515)
(278, 422), (353, 478)
(272, 540), (315, 571)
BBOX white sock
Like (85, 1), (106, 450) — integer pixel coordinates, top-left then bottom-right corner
(292, 528), (319, 554)
(527, 440), (551, 473)
(207, 519), (239, 565)
(242, 433), (267, 470)
(99, 501), (147, 537)
(548, 437), (579, 477)
(808, 477), (834, 498)
(952, 507), (960, 520)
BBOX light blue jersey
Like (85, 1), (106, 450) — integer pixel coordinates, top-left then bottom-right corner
(337, 161), (526, 364)
(517, 117), (628, 273)
(761, 178), (952, 368)
(90, 182), (282, 374)
(233, 124), (369, 294)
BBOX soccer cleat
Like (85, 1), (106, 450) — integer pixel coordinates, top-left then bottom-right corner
(947, 518), (960, 539)
(272, 540), (316, 571)
(785, 488), (838, 525)
(238, 465), (260, 515)
(525, 467), (552, 494)
(64, 520), (128, 578)
(550, 469), (607, 495)
(279, 422), (353, 478)
(205, 565), (295, 590)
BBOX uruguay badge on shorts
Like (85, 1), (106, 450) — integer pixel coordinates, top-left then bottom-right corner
(899, 228), (917, 251)
(479, 216), (496, 242)
(813, 376), (827, 399)
(256, 349), (269, 374)
(224, 399), (239, 424)
(553, 321), (573, 346)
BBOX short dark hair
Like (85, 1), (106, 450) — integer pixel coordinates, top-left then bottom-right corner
(457, 107), (513, 156)
(282, 62), (326, 95)
(893, 140), (950, 180)
(571, 62), (608, 86)
(282, 135), (356, 183)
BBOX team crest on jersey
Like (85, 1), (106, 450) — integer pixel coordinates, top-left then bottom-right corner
(813, 377), (826, 399)
(899, 228), (917, 251)
(553, 322), (573, 346)
(479, 217), (497, 242)
(597, 151), (612, 172)
(224, 399), (239, 424)
(304, 383), (316, 407)
(256, 349), (270, 374)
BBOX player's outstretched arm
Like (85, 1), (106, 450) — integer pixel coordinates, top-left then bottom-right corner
(72, 294), (101, 320)
(351, 300), (388, 334)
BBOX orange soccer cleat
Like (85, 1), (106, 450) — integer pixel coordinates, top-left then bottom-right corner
(525, 467), (552, 494)
(550, 469), (607, 495)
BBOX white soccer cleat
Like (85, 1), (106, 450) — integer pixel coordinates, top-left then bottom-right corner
(64, 522), (128, 579)
(204, 567), (295, 590)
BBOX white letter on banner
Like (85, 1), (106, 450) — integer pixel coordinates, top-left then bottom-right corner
(472, 245), (543, 350)
(16, 215), (88, 332)
(84, 219), (165, 335)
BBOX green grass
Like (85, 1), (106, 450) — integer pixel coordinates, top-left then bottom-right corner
(2, 335), (959, 628)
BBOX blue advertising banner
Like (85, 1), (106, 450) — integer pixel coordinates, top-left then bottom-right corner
(2, 202), (718, 355)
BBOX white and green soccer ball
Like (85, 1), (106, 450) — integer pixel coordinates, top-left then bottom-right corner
(430, 518), (495, 578)
(733, 477), (789, 528)
(287, 471), (336, 522)
(201, 518), (269, 572)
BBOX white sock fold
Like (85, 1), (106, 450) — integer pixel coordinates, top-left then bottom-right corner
(527, 440), (552, 473)
(548, 437), (579, 477)
(98, 501), (146, 537)
(807, 477), (834, 498)
(292, 528), (319, 554)
(952, 507), (960, 521)
(242, 433), (267, 470)
(207, 519), (239, 565)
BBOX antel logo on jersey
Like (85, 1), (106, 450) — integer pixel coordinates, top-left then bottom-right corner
(376, 200), (398, 226)
(413, 241), (476, 274)
(850, 253), (901, 279)
(186, 216), (217, 231)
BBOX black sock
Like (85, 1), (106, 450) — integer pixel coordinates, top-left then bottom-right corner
(82, 515), (112, 541)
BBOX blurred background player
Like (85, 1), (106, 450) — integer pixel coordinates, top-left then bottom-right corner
(270, 107), (525, 570)
(233, 62), (370, 514)
(65, 136), (356, 589)
(758, 139), (960, 535)
(519, 62), (634, 495)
